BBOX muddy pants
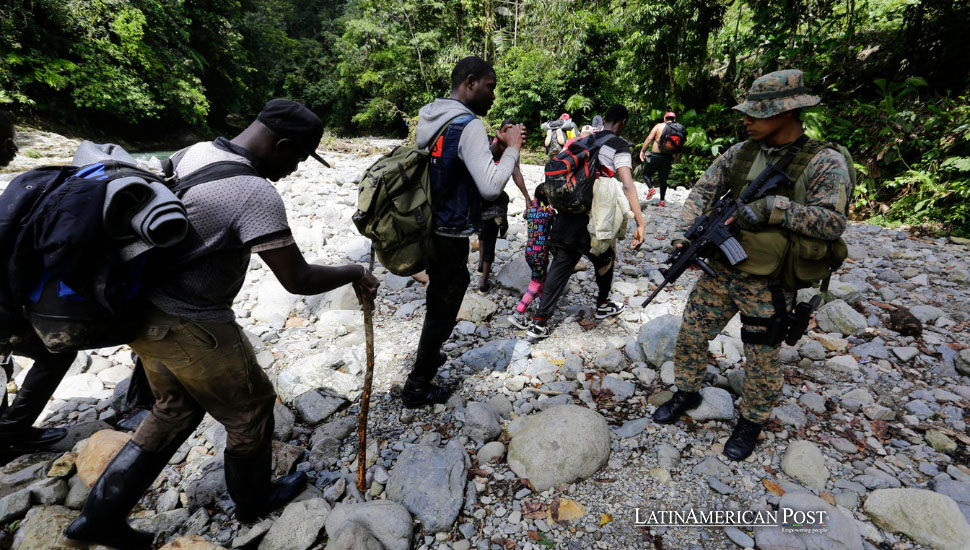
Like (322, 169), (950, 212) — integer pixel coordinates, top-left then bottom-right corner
(129, 308), (276, 455)
(673, 267), (793, 423)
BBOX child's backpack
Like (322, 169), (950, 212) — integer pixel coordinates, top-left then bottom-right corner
(524, 198), (555, 281)
(659, 122), (688, 155)
(543, 133), (614, 213)
(353, 115), (466, 276)
(0, 145), (255, 352)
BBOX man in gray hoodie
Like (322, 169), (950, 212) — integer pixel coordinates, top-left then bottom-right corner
(403, 56), (524, 408)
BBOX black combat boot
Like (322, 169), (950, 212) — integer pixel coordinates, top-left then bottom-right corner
(652, 390), (702, 424)
(401, 377), (452, 409)
(60, 440), (172, 549)
(723, 415), (763, 461)
(224, 445), (308, 523)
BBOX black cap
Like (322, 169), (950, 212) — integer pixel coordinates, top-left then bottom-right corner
(257, 99), (330, 167)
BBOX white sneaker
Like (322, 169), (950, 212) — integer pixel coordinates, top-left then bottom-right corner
(508, 312), (530, 330)
(595, 302), (625, 319)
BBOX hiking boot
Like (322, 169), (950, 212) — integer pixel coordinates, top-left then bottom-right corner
(646, 188), (656, 199)
(225, 446), (308, 523)
(594, 302), (625, 319)
(659, 200), (665, 207)
(723, 416), (763, 461)
(508, 312), (530, 330)
(652, 390), (702, 424)
(527, 320), (550, 341)
(401, 378), (452, 409)
(60, 440), (171, 549)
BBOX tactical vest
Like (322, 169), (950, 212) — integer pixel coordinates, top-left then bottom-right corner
(728, 138), (852, 289)
(428, 114), (481, 236)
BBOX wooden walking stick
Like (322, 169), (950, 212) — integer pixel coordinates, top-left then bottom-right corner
(357, 248), (376, 492)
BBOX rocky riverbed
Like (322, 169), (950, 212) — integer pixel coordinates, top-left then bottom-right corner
(1, 129), (969, 550)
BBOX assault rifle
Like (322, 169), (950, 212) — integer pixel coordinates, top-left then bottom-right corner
(640, 135), (808, 308)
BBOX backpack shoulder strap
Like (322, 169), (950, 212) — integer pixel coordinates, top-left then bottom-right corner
(427, 113), (476, 154)
(170, 161), (259, 194)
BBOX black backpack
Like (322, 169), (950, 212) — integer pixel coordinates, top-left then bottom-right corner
(659, 122), (687, 155)
(543, 133), (614, 213)
(0, 152), (255, 352)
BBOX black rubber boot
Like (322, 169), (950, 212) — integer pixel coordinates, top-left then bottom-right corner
(59, 440), (171, 549)
(401, 378), (452, 409)
(652, 390), (702, 424)
(0, 426), (68, 453)
(723, 415), (763, 461)
(0, 353), (74, 457)
(225, 446), (308, 523)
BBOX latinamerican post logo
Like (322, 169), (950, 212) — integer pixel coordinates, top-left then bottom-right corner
(634, 508), (828, 534)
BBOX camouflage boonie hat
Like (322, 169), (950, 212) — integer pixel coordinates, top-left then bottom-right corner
(733, 69), (821, 118)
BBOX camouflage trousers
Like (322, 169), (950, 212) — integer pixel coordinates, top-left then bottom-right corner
(673, 266), (794, 423)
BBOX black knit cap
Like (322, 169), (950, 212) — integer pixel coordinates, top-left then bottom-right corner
(257, 99), (330, 167)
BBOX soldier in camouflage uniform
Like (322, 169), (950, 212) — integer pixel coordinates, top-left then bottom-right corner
(652, 70), (852, 461)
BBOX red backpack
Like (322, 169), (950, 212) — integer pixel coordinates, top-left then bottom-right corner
(542, 133), (614, 213)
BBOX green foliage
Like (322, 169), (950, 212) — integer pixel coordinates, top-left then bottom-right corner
(1, 0), (969, 235)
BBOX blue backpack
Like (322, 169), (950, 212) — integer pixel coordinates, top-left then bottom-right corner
(1, 154), (255, 352)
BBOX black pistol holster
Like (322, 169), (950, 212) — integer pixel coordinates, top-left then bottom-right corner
(740, 280), (821, 347)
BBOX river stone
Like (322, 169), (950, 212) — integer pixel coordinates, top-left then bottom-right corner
(251, 279), (300, 328)
(463, 402), (502, 443)
(955, 349), (970, 377)
(184, 456), (226, 509)
(459, 339), (530, 372)
(931, 478), (970, 523)
(594, 348), (625, 373)
(864, 488), (970, 550)
(925, 430), (958, 453)
(638, 314), (682, 367)
(294, 389), (347, 425)
(0, 488), (32, 523)
(496, 255), (531, 292)
(456, 293), (497, 323)
(386, 441), (467, 532)
(686, 387), (735, 421)
(781, 440), (829, 489)
(77, 429), (131, 487)
(325, 500), (413, 550)
(52, 373), (105, 400)
(159, 536), (227, 550)
(10, 505), (78, 550)
(909, 305), (944, 324)
(275, 353), (363, 404)
(308, 283), (361, 313)
(259, 498), (331, 550)
(815, 300), (867, 336)
(507, 405), (611, 492)
(755, 492), (863, 550)
(324, 521), (383, 550)
(477, 441), (506, 464)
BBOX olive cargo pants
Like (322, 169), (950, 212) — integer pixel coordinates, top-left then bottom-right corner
(673, 267), (794, 423)
(129, 308), (276, 455)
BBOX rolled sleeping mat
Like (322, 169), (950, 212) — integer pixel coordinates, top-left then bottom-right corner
(73, 141), (138, 167)
(128, 181), (187, 247)
(103, 176), (155, 240)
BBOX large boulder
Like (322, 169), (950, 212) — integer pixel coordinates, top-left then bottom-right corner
(815, 300), (867, 336)
(781, 440), (829, 489)
(755, 492), (862, 550)
(275, 353), (363, 404)
(864, 488), (970, 550)
(459, 339), (530, 372)
(637, 314), (682, 368)
(259, 498), (331, 550)
(386, 441), (467, 533)
(77, 430), (131, 487)
(507, 405), (611, 492)
(325, 501), (413, 550)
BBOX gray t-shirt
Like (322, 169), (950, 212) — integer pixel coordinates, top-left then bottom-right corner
(149, 141), (294, 322)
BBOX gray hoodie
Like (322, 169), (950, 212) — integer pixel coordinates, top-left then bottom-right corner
(416, 98), (519, 202)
